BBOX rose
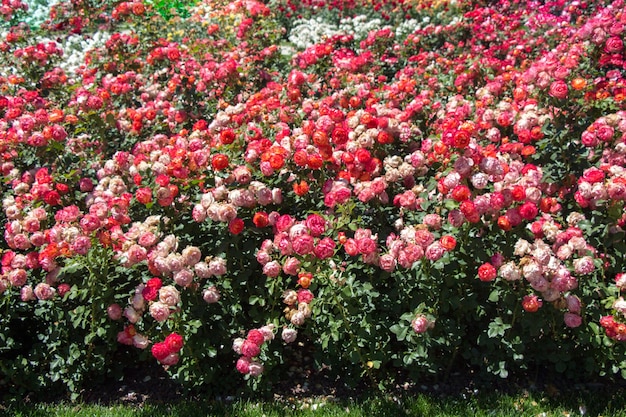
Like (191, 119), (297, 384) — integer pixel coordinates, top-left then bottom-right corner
(247, 329), (265, 346)
(107, 303), (123, 320)
(477, 263), (497, 282)
(378, 253), (396, 272)
(236, 356), (251, 374)
(34, 283), (55, 300)
(282, 328), (298, 343)
(292, 234), (315, 255)
(203, 286), (220, 303)
(548, 80), (568, 99)
(305, 213), (326, 236)
(241, 339), (261, 358)
(151, 342), (171, 361)
(232, 338), (244, 355)
(412, 315), (430, 333)
(173, 268), (194, 287)
(164, 332), (184, 352)
(313, 237), (336, 259)
(564, 312), (582, 328)
(282, 257), (301, 275)
(248, 361), (264, 377)
(605, 36), (624, 53)
(297, 289), (314, 304)
(149, 301), (170, 322)
(158, 285), (180, 306)
(522, 295), (542, 312)
(263, 260), (281, 278)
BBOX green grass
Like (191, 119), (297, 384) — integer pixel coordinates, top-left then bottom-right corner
(5, 390), (626, 417)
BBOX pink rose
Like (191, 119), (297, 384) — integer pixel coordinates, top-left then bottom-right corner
(566, 295), (582, 314)
(236, 356), (251, 374)
(305, 213), (326, 236)
(424, 242), (445, 261)
(182, 246), (202, 266)
(208, 257), (227, 276)
(248, 361), (264, 377)
(203, 286), (220, 303)
(564, 312), (582, 328)
(159, 285), (180, 306)
(34, 282), (55, 300)
(549, 80), (568, 99)
(412, 315), (431, 333)
(241, 339), (261, 358)
(8, 268), (27, 287)
(247, 329), (265, 346)
(605, 36), (624, 53)
(20, 285), (35, 301)
(263, 260), (281, 277)
(232, 337), (244, 355)
(313, 237), (336, 259)
(282, 257), (301, 275)
(378, 253), (396, 272)
(173, 268), (194, 287)
(292, 234), (315, 255)
(573, 256), (595, 274)
(297, 289), (314, 304)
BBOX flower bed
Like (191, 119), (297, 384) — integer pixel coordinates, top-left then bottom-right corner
(1, 0), (626, 398)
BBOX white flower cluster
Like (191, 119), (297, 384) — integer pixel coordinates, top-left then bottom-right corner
(288, 16), (342, 49)
(56, 31), (111, 76)
(22, 0), (59, 28)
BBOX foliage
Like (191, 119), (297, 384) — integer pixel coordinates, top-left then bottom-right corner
(1, 0), (626, 400)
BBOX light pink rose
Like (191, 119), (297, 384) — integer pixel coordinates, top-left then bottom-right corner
(173, 268), (194, 287)
(182, 246), (202, 266)
(232, 337), (245, 355)
(208, 257), (227, 276)
(20, 285), (35, 301)
(124, 306), (141, 323)
(149, 301), (171, 322)
(203, 286), (220, 303)
(34, 282), (55, 300)
(159, 285), (180, 306)
(248, 361), (264, 377)
(282, 328), (298, 343)
(132, 334), (150, 349)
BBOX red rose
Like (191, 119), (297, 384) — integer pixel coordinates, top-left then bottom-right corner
(241, 339), (261, 358)
(477, 263), (497, 282)
(519, 202), (538, 221)
(581, 167), (605, 183)
(522, 295), (542, 312)
(247, 329), (265, 346)
(164, 332), (184, 352)
(151, 342), (171, 361)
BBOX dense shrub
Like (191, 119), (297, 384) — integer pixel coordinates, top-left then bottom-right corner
(1, 0), (626, 399)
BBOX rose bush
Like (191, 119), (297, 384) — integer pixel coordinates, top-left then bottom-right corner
(1, 0), (626, 399)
